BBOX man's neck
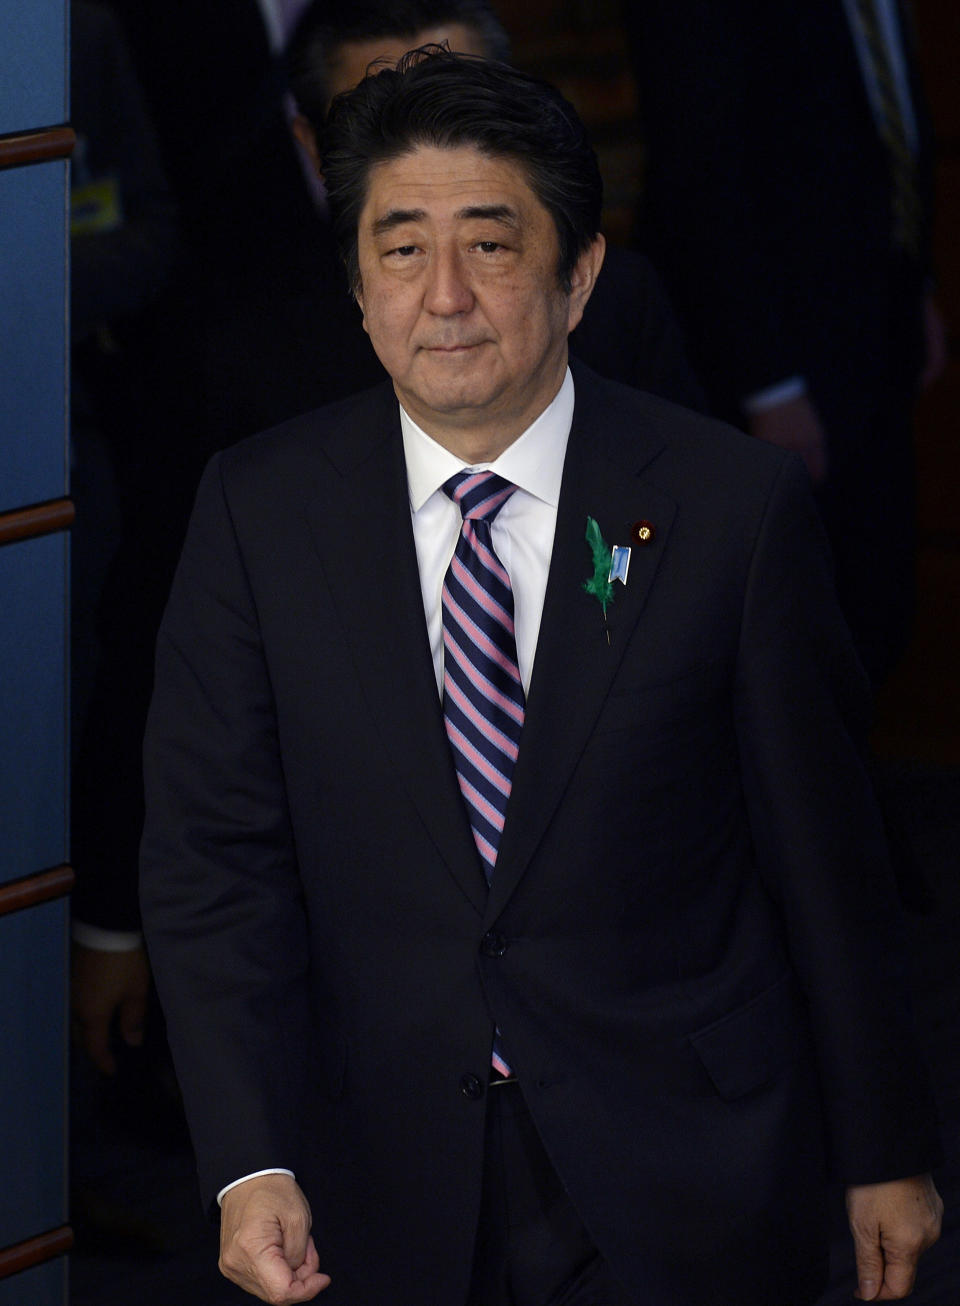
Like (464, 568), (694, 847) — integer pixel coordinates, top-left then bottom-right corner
(393, 361), (570, 465)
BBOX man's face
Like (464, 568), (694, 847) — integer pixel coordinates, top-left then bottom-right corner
(355, 144), (600, 457)
(325, 24), (487, 105)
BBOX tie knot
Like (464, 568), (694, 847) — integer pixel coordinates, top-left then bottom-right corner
(443, 470), (518, 523)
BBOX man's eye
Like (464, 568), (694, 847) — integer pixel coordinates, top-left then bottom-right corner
(476, 241), (501, 253)
(392, 245), (418, 256)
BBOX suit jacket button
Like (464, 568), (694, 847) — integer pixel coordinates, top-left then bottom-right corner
(460, 1073), (484, 1100)
(481, 931), (508, 958)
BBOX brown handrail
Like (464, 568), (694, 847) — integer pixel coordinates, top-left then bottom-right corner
(0, 126), (75, 170)
(0, 498), (74, 548)
(0, 866), (74, 919)
(0, 1226), (73, 1280)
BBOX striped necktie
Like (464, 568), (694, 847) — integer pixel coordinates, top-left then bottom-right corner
(441, 470), (523, 1076)
(852, 0), (921, 258)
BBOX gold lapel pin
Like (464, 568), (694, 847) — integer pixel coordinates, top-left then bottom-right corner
(631, 519), (656, 546)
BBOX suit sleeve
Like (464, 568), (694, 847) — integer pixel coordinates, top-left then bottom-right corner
(733, 455), (939, 1184)
(140, 453), (315, 1213)
(625, 0), (809, 408)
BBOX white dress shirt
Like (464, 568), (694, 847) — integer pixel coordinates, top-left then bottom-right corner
(401, 368), (574, 698)
(218, 369), (575, 1206)
(841, 0), (919, 151)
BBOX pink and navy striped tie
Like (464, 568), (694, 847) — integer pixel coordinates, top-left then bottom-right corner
(441, 470), (523, 1077)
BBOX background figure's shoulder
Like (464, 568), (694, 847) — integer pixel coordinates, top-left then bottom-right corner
(570, 355), (800, 498)
(571, 245), (707, 412)
(215, 378), (399, 492)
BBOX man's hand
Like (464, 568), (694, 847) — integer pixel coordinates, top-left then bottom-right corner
(71, 943), (150, 1075)
(846, 1173), (943, 1300)
(219, 1173), (331, 1303)
(748, 393), (828, 484)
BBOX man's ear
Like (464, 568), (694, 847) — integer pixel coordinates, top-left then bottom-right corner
(566, 233), (606, 334)
(291, 112), (322, 176)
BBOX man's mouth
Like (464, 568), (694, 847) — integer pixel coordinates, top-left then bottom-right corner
(422, 340), (487, 353)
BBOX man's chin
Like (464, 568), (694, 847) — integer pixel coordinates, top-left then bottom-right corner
(399, 370), (504, 421)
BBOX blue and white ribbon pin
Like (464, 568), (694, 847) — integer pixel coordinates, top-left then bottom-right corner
(608, 545), (631, 586)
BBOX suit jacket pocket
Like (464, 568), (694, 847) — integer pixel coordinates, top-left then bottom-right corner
(591, 657), (732, 742)
(689, 972), (809, 1101)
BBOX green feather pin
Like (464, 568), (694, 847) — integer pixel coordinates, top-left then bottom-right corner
(583, 516), (614, 616)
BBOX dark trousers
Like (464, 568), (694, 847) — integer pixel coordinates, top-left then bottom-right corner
(466, 1082), (634, 1306)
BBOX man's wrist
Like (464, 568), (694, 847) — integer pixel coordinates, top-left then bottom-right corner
(742, 375), (808, 415)
(72, 920), (144, 952)
(217, 1168), (296, 1206)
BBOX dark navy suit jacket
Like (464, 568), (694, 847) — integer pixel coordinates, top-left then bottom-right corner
(141, 363), (936, 1306)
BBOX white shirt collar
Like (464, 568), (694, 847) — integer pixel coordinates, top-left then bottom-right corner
(400, 368), (574, 513)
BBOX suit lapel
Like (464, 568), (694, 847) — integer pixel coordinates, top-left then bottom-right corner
(301, 373), (679, 924)
(486, 374), (677, 923)
(303, 388), (487, 915)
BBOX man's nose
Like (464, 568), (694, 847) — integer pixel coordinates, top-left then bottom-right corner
(424, 246), (474, 315)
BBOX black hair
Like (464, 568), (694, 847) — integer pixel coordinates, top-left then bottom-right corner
(286, 0), (511, 131)
(320, 47), (603, 295)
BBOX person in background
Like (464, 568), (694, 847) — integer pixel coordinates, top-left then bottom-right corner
(624, 0), (947, 687)
(70, 0), (178, 1076)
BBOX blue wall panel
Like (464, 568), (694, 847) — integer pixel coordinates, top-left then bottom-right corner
(0, 534), (68, 884)
(0, 2), (67, 136)
(0, 1258), (66, 1306)
(1, 0), (71, 1297)
(0, 899), (68, 1249)
(0, 162), (68, 515)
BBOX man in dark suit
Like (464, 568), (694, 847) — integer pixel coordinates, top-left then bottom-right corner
(72, 0), (704, 1081)
(140, 50), (941, 1306)
(623, 0), (947, 685)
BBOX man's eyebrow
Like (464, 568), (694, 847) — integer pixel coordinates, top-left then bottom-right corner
(370, 204), (522, 238)
(456, 204), (521, 227)
(371, 208), (426, 237)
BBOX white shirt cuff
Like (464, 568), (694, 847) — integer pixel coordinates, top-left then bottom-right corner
(742, 376), (808, 414)
(217, 1169), (296, 1206)
(72, 920), (144, 952)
